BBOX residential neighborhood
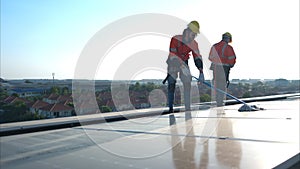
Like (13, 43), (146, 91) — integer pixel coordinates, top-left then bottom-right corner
(1, 93), (74, 122)
(0, 78), (299, 123)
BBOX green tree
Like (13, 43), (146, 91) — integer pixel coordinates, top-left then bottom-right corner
(50, 86), (60, 94)
(200, 94), (211, 102)
(25, 80), (32, 83)
(0, 88), (8, 100)
(133, 82), (141, 91)
(13, 101), (27, 112)
(0, 101), (29, 123)
(100, 106), (112, 113)
(62, 87), (69, 95)
(242, 91), (251, 98)
(12, 93), (19, 97)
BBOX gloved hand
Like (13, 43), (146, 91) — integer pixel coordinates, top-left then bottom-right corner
(198, 72), (205, 83)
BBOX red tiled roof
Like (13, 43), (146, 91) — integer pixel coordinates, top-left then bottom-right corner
(40, 103), (73, 112)
(43, 94), (73, 103)
(57, 95), (72, 102)
(3, 96), (17, 103)
(76, 102), (98, 109)
(3, 96), (31, 104)
(105, 100), (115, 107)
(62, 99), (73, 105)
(45, 93), (60, 100)
(97, 92), (112, 99)
(29, 100), (50, 109)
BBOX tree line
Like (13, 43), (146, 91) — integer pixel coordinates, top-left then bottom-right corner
(0, 79), (299, 123)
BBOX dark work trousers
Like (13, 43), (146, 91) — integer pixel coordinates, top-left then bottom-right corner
(212, 65), (230, 107)
(167, 65), (192, 111)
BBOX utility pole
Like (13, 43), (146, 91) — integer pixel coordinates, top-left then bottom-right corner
(52, 73), (55, 86)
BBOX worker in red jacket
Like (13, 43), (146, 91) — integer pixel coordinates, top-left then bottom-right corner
(165, 21), (204, 113)
(209, 32), (236, 107)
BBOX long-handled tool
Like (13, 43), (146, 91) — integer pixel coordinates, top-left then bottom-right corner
(192, 76), (264, 111)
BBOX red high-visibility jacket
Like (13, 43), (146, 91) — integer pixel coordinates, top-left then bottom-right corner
(209, 40), (236, 67)
(168, 35), (203, 70)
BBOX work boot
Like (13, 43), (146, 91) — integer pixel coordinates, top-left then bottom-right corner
(185, 111), (192, 121)
(169, 114), (176, 125)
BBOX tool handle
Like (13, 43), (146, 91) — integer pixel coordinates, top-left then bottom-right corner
(192, 76), (247, 105)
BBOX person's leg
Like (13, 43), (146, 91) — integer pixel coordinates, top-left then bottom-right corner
(168, 74), (177, 112)
(183, 82), (191, 111)
(215, 66), (227, 107)
(180, 67), (192, 111)
(216, 83), (226, 106)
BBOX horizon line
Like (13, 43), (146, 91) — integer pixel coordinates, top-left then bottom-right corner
(1, 77), (300, 81)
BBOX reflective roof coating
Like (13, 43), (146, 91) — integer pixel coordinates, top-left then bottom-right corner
(1, 98), (299, 169)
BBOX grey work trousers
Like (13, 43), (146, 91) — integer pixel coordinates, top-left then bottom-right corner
(212, 65), (230, 107)
(167, 66), (192, 111)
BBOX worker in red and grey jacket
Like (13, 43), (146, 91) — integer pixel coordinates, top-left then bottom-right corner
(209, 32), (236, 107)
(165, 21), (204, 113)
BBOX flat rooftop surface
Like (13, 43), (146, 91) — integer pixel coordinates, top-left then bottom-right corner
(1, 98), (299, 169)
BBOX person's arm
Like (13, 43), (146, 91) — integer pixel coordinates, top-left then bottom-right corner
(191, 41), (204, 82)
(191, 41), (203, 71)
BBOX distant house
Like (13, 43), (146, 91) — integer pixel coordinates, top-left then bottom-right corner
(29, 100), (50, 114)
(3, 96), (31, 105)
(97, 92), (112, 105)
(75, 101), (100, 115)
(57, 94), (72, 104)
(72, 92), (101, 115)
(130, 91), (150, 109)
(112, 90), (134, 111)
(18, 94), (75, 118)
(105, 100), (116, 112)
(8, 88), (46, 98)
(38, 103), (74, 118)
(43, 94), (72, 104)
(43, 93), (60, 104)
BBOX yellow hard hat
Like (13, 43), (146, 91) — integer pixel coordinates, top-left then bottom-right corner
(188, 21), (200, 34)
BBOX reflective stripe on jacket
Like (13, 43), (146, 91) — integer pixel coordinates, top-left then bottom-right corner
(209, 40), (236, 67)
(168, 35), (203, 69)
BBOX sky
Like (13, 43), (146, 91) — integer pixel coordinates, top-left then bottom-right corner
(1, 0), (299, 80)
